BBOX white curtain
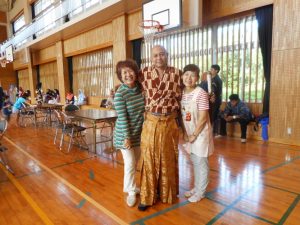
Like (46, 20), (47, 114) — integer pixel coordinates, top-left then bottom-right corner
(39, 61), (58, 90)
(72, 47), (113, 97)
(18, 69), (30, 91)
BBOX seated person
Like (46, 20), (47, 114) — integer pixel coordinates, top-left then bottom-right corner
(48, 89), (60, 104)
(2, 95), (13, 121)
(220, 94), (253, 143)
(66, 91), (75, 105)
(100, 99), (107, 108)
(75, 89), (86, 106)
(43, 89), (55, 103)
(12, 92), (31, 125)
(106, 89), (115, 109)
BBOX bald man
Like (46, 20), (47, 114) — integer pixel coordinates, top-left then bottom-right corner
(138, 45), (182, 211)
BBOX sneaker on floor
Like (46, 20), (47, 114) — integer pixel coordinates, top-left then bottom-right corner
(126, 194), (136, 207)
(138, 204), (149, 211)
(188, 193), (204, 203)
(184, 188), (195, 198)
(214, 134), (223, 138)
(241, 138), (247, 143)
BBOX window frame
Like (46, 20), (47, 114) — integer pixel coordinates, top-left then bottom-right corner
(12, 13), (26, 34)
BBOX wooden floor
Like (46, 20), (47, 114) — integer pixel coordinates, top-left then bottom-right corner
(1, 116), (300, 225)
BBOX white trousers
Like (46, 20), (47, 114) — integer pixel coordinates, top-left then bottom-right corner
(120, 147), (140, 196)
(191, 153), (209, 196)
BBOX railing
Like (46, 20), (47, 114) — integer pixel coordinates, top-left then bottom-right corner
(0, 0), (108, 56)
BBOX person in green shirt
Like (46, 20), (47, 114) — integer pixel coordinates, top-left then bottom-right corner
(113, 59), (145, 207)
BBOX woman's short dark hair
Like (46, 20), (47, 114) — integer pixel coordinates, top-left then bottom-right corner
(116, 59), (139, 83)
(183, 64), (200, 77)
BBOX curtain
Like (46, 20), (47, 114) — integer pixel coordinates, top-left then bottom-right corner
(72, 47), (113, 97)
(67, 56), (73, 92)
(132, 38), (142, 69)
(36, 65), (40, 85)
(18, 69), (30, 91)
(255, 5), (273, 113)
(39, 61), (58, 91)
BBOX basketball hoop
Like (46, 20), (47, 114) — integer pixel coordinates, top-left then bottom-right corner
(138, 20), (163, 44)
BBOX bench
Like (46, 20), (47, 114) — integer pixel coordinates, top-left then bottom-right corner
(80, 96), (109, 110)
(220, 102), (263, 141)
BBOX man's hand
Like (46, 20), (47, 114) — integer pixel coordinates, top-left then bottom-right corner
(209, 93), (216, 103)
(124, 139), (131, 149)
(225, 116), (234, 122)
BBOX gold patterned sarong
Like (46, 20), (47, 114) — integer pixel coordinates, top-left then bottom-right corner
(139, 112), (179, 205)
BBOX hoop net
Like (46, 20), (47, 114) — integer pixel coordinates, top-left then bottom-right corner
(138, 20), (162, 44)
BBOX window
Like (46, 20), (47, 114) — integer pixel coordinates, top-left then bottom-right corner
(69, 0), (100, 18)
(141, 27), (212, 73)
(12, 14), (25, 34)
(141, 14), (264, 103)
(32, 0), (55, 19)
(72, 48), (114, 97)
(216, 15), (264, 103)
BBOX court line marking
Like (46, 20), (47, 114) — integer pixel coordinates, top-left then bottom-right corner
(206, 195), (276, 224)
(6, 133), (299, 225)
(206, 155), (300, 225)
(130, 200), (189, 225)
(278, 194), (300, 225)
(130, 155), (300, 224)
(4, 136), (128, 225)
(0, 156), (95, 183)
(0, 163), (54, 225)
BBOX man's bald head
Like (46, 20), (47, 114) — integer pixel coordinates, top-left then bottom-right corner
(151, 45), (168, 69)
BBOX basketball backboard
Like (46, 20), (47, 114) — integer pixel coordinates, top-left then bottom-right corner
(142, 0), (182, 31)
(5, 45), (13, 62)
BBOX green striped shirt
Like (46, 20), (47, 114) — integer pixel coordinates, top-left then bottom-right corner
(113, 84), (145, 149)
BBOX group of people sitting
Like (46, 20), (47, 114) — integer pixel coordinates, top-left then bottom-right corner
(65, 89), (87, 106)
(112, 45), (254, 212)
(36, 88), (60, 104)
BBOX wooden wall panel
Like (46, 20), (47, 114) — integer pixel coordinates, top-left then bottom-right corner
(112, 15), (127, 86)
(56, 41), (69, 104)
(269, 49), (300, 145)
(0, 63), (17, 91)
(64, 23), (113, 57)
(0, 11), (6, 23)
(13, 49), (29, 70)
(127, 10), (143, 41)
(0, 26), (7, 43)
(272, 0), (300, 50)
(269, 0), (300, 146)
(204, 0), (273, 22)
(32, 45), (56, 65)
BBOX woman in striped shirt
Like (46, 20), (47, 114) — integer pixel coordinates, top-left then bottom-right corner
(113, 59), (145, 207)
(181, 64), (214, 203)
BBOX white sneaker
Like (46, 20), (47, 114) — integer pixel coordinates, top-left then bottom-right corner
(184, 188), (195, 198)
(188, 193), (204, 203)
(241, 138), (246, 143)
(126, 194), (136, 207)
(214, 134), (222, 138)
